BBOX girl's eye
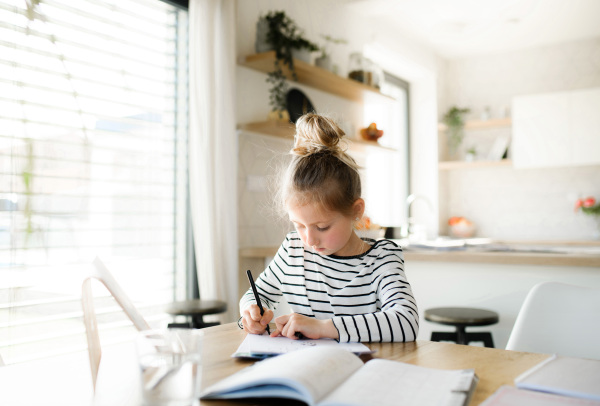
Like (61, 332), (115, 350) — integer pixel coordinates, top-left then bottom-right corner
(317, 226), (330, 232)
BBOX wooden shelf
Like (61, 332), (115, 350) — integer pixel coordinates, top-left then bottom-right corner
(438, 117), (512, 132)
(439, 159), (513, 170)
(239, 52), (393, 102)
(238, 121), (397, 152)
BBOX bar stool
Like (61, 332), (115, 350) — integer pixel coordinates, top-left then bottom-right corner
(166, 299), (227, 329)
(425, 307), (499, 347)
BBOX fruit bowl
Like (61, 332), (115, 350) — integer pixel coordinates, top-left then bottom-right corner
(360, 123), (383, 142)
(448, 217), (476, 238)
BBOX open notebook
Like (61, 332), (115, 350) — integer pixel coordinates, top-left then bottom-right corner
(204, 346), (478, 406)
(232, 332), (374, 359)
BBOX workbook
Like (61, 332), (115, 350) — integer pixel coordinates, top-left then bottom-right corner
(481, 386), (600, 406)
(232, 332), (374, 359)
(515, 355), (600, 401)
(201, 346), (478, 406)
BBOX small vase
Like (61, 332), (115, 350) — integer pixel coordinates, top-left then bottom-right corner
(255, 18), (272, 53)
(315, 55), (332, 71)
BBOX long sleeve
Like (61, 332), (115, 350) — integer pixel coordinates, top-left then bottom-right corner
(239, 239), (289, 314)
(331, 262), (419, 343)
(239, 232), (419, 343)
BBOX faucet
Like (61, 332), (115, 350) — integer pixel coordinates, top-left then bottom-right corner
(405, 194), (434, 241)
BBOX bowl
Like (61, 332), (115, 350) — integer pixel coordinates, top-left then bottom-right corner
(449, 222), (476, 238)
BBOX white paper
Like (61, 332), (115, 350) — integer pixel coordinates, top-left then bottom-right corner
(232, 332), (374, 358)
(515, 355), (600, 401)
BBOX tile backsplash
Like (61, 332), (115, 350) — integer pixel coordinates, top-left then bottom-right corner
(238, 131), (292, 248)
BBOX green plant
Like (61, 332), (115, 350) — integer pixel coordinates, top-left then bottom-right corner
(442, 106), (470, 157)
(262, 11), (318, 114)
(318, 34), (347, 59)
(21, 138), (35, 239)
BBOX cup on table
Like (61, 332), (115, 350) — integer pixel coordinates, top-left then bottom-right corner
(136, 329), (202, 406)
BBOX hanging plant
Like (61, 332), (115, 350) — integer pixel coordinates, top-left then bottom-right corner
(260, 11), (318, 116)
(442, 106), (470, 158)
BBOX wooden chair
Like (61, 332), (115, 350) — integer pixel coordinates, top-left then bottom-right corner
(81, 257), (150, 390)
(506, 281), (600, 360)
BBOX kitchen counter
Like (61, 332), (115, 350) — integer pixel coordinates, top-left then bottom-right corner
(239, 239), (600, 268)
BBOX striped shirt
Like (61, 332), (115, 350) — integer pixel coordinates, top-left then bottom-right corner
(240, 232), (419, 343)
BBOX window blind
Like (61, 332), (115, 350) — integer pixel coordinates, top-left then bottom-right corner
(0, 0), (189, 364)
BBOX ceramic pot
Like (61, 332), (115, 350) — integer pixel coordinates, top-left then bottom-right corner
(255, 18), (272, 53)
(315, 56), (332, 71)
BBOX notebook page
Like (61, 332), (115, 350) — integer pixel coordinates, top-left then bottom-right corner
(320, 358), (476, 406)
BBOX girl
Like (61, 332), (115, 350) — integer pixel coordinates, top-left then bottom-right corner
(240, 113), (419, 342)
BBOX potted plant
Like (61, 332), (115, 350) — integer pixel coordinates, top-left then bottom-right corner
(255, 11), (318, 119)
(442, 106), (470, 158)
(315, 34), (347, 72)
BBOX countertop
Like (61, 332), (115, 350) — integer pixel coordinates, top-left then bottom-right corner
(239, 239), (600, 268)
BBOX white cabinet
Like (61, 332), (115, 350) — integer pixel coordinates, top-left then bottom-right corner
(512, 87), (600, 168)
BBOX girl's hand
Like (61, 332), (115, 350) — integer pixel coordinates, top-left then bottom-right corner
(241, 304), (274, 335)
(271, 313), (339, 340)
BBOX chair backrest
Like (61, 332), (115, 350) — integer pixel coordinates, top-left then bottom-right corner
(82, 257), (151, 390)
(506, 281), (600, 360)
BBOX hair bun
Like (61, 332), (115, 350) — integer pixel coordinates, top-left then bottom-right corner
(291, 113), (346, 157)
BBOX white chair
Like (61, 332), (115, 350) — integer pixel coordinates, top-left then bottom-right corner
(82, 257), (150, 390)
(506, 281), (600, 360)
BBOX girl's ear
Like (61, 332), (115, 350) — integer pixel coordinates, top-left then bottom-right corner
(352, 198), (365, 220)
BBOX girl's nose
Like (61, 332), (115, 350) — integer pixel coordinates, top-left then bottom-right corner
(305, 229), (318, 247)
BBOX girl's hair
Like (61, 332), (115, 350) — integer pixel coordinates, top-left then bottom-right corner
(280, 113), (361, 217)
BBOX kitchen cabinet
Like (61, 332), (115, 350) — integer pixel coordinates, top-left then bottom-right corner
(438, 118), (512, 170)
(512, 87), (600, 169)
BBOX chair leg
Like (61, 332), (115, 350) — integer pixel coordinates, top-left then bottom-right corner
(464, 332), (495, 348)
(431, 330), (495, 348)
(431, 331), (458, 343)
(191, 315), (220, 329)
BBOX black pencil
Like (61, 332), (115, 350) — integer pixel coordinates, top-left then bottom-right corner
(246, 269), (270, 334)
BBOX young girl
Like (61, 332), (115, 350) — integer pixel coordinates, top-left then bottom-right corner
(240, 113), (419, 342)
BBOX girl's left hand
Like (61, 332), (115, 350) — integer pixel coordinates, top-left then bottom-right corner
(271, 313), (339, 340)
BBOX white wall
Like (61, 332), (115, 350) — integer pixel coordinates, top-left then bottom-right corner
(439, 37), (600, 241)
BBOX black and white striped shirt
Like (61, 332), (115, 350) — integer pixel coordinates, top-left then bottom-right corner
(240, 232), (419, 343)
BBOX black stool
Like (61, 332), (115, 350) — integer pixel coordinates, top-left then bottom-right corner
(166, 299), (227, 329)
(425, 307), (499, 348)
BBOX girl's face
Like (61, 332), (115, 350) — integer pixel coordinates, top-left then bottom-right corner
(288, 200), (364, 257)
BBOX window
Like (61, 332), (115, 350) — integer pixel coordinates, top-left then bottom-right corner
(0, 0), (189, 364)
(362, 72), (410, 229)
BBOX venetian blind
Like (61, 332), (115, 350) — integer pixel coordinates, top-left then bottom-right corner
(0, 0), (189, 364)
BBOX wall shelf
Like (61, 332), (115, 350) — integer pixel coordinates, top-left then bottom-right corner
(238, 121), (397, 152)
(439, 159), (513, 170)
(239, 52), (393, 102)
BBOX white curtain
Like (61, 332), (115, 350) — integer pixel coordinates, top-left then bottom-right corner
(189, 0), (238, 322)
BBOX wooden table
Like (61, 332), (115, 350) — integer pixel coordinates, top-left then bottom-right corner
(196, 323), (549, 406)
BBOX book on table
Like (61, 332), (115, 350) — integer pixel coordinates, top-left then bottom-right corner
(201, 346), (478, 406)
(232, 332), (374, 359)
(514, 355), (600, 401)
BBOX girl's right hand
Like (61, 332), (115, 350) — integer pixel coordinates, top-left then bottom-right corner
(241, 304), (274, 335)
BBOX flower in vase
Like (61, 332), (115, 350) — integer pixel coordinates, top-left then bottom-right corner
(574, 196), (600, 216)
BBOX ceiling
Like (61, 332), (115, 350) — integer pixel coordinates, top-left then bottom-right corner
(346, 0), (600, 58)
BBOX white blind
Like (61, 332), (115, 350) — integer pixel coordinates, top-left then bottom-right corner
(0, 0), (189, 364)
